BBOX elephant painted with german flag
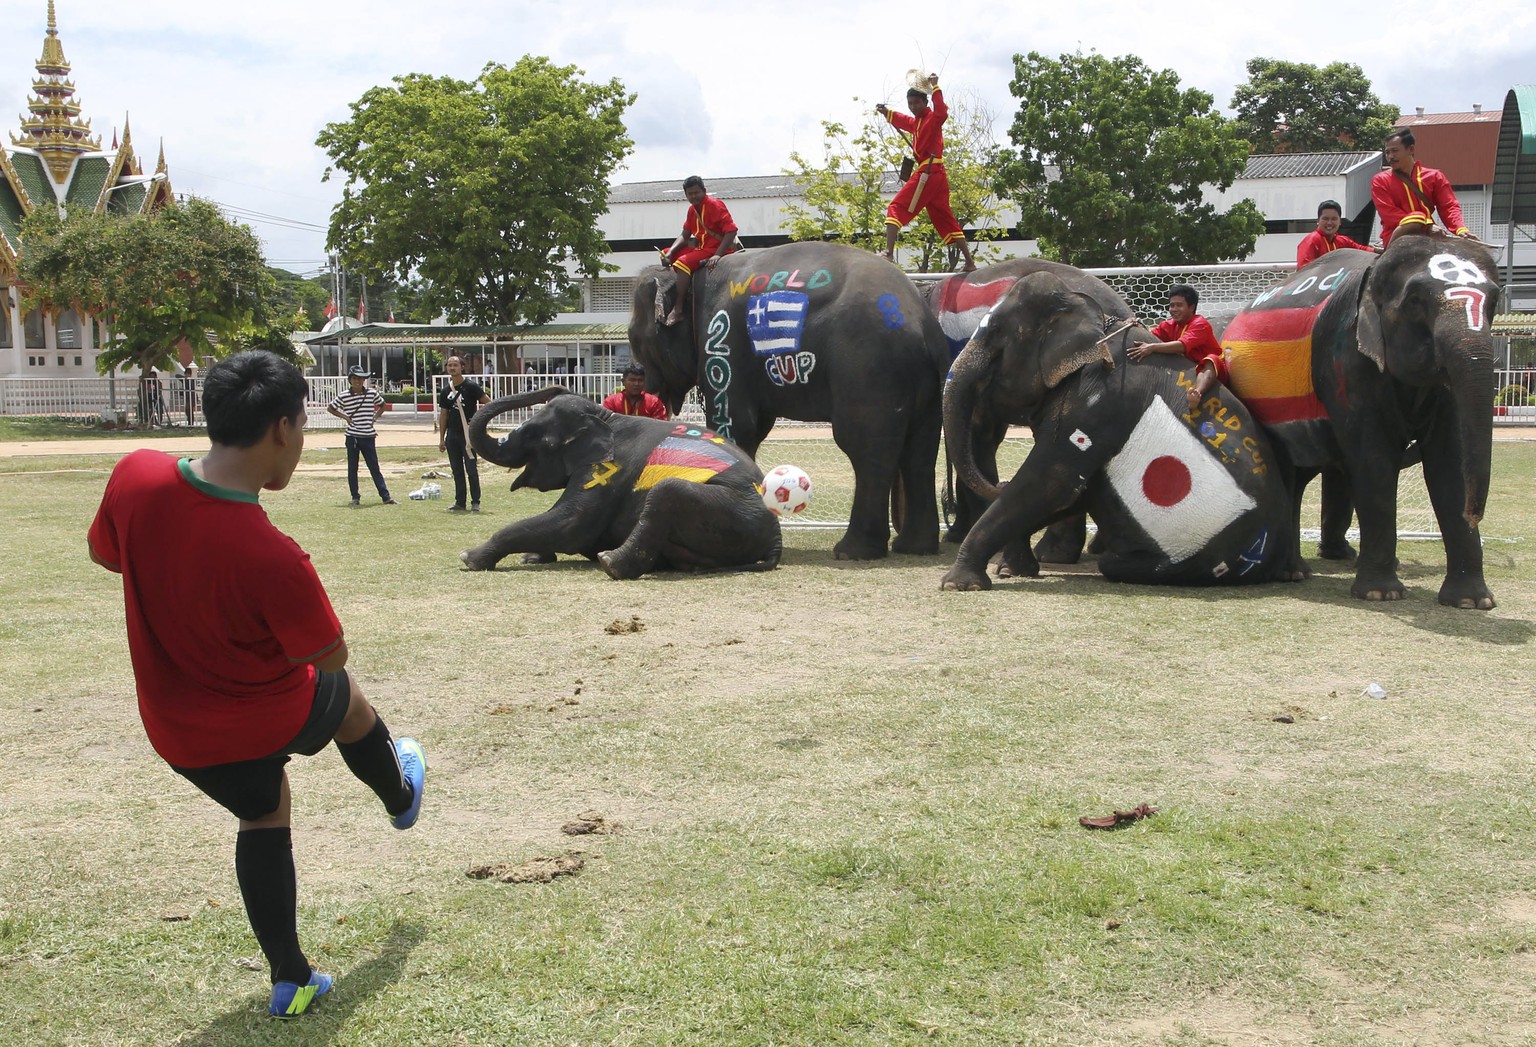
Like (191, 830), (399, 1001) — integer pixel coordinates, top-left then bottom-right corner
(1221, 232), (1500, 608)
(459, 388), (781, 579)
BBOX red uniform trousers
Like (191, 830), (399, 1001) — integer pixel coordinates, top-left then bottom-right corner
(885, 162), (965, 244)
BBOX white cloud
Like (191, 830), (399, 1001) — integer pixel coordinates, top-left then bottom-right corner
(6, 0), (1533, 272)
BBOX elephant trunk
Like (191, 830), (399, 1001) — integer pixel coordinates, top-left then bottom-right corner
(943, 333), (1004, 502)
(468, 385), (569, 469)
(1445, 331), (1495, 527)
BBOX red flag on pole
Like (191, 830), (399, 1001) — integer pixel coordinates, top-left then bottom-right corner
(323, 297), (337, 320)
(357, 297), (367, 323)
(388, 306), (396, 323)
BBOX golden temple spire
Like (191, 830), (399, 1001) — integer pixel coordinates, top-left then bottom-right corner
(12, 1), (102, 183)
(155, 138), (166, 175)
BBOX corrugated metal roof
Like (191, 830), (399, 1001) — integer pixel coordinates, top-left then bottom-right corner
(1492, 87), (1536, 225)
(607, 171), (902, 204)
(299, 322), (631, 345)
(1492, 312), (1536, 334)
(1241, 151), (1381, 178)
(1395, 110), (1500, 183)
(65, 157), (109, 210)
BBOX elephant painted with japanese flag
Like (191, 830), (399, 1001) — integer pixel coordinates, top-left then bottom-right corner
(940, 269), (1292, 591)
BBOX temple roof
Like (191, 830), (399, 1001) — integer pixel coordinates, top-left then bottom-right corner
(11, 0), (102, 182)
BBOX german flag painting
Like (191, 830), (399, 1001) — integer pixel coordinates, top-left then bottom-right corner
(634, 437), (740, 490)
(1221, 304), (1331, 425)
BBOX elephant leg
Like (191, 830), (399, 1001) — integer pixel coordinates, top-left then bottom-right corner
(1418, 424), (1496, 610)
(945, 418), (1008, 544)
(942, 450), (1089, 591)
(460, 499), (606, 571)
(1316, 466), (1356, 561)
(1033, 515), (1087, 565)
(1343, 452), (1407, 602)
(598, 480), (780, 580)
(832, 429), (900, 561)
(891, 407), (942, 556)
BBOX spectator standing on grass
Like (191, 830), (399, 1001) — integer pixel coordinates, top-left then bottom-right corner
(87, 350), (426, 1020)
(437, 355), (490, 512)
(328, 366), (397, 506)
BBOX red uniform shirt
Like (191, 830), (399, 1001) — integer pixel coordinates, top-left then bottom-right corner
(1370, 163), (1467, 244)
(88, 450), (343, 768)
(1151, 314), (1226, 381)
(602, 390), (668, 419)
(684, 195), (738, 254)
(885, 87), (948, 165)
(1296, 229), (1373, 268)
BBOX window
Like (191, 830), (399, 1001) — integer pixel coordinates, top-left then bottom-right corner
(74, 356), (82, 366)
(57, 309), (80, 349)
(23, 310), (45, 349)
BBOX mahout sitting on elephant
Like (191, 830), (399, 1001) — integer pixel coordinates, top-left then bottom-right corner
(1221, 232), (1500, 608)
(941, 270), (1292, 591)
(459, 388), (781, 579)
(629, 241), (950, 560)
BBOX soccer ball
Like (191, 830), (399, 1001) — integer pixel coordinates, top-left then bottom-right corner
(761, 464), (813, 516)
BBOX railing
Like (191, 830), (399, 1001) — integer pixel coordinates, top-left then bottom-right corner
(3, 367), (1532, 429)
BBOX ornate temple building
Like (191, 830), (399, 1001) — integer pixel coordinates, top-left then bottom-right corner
(1, 1), (173, 377)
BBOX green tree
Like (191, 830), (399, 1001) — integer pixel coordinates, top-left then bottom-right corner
(267, 266), (331, 329)
(318, 57), (634, 326)
(994, 51), (1266, 267)
(18, 197), (276, 379)
(782, 93), (1006, 272)
(1231, 58), (1400, 153)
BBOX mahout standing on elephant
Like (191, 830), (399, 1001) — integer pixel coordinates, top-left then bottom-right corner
(877, 71), (977, 272)
(1221, 233), (1501, 607)
(629, 241), (949, 560)
(940, 270), (1292, 591)
(458, 387), (781, 579)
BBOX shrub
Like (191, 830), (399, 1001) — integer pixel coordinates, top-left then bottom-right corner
(1496, 384), (1530, 408)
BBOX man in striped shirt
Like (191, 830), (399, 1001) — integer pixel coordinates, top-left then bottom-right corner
(327, 366), (397, 506)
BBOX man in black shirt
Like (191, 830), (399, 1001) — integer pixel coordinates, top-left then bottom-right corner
(436, 355), (490, 512)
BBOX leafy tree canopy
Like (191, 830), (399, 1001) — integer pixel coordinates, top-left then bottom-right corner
(1231, 58), (1400, 154)
(782, 93), (1007, 272)
(318, 57), (634, 326)
(18, 197), (276, 375)
(994, 51), (1265, 267)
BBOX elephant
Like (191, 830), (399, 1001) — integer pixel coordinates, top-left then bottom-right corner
(458, 388), (781, 579)
(922, 258), (1137, 556)
(1221, 232), (1500, 608)
(629, 241), (950, 560)
(941, 270), (1293, 591)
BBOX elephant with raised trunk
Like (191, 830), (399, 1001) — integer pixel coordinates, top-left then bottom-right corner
(941, 271), (1292, 591)
(459, 388), (781, 579)
(1221, 233), (1500, 608)
(629, 242), (949, 560)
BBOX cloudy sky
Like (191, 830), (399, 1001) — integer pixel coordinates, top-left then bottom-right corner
(5, 0), (1533, 277)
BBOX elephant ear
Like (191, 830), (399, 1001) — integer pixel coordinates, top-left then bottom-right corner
(1041, 293), (1116, 389)
(1355, 274), (1388, 373)
(560, 402), (618, 477)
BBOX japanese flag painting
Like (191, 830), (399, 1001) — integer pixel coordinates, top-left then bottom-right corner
(1105, 398), (1256, 563)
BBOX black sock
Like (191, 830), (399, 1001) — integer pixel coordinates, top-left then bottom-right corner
(336, 715), (411, 816)
(234, 828), (310, 985)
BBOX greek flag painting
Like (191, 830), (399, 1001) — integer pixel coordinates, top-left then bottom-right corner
(746, 291), (815, 386)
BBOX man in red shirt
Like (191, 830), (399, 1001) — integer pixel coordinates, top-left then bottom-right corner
(877, 74), (976, 272)
(1296, 200), (1377, 268)
(1128, 284), (1227, 410)
(88, 351), (426, 1020)
(602, 364), (669, 418)
(1371, 129), (1473, 245)
(661, 175), (738, 326)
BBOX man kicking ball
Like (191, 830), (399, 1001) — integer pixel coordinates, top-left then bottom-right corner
(88, 350), (426, 1019)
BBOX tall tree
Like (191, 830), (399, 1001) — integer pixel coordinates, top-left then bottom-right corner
(994, 51), (1265, 267)
(18, 197), (277, 378)
(1231, 58), (1400, 153)
(782, 94), (1007, 272)
(318, 57), (633, 326)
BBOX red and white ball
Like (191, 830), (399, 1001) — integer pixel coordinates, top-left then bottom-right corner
(761, 464), (813, 516)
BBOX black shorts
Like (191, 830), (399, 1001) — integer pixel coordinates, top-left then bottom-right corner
(171, 669), (352, 822)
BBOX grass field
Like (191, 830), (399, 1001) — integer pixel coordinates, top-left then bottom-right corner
(1, 439), (1533, 1045)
